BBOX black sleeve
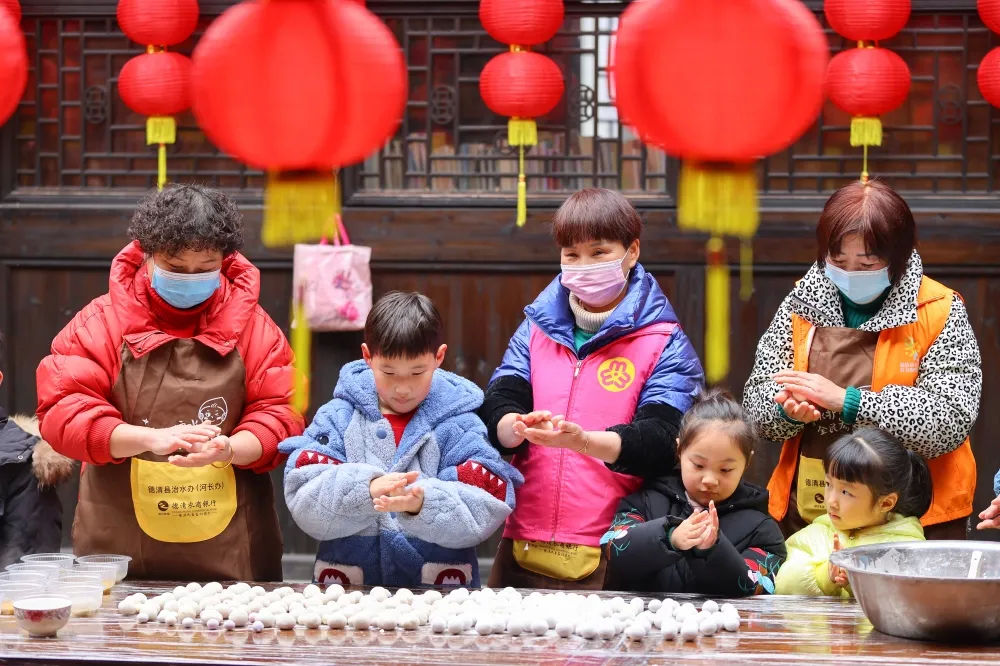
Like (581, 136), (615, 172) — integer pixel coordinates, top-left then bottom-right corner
(0, 463), (63, 568)
(477, 374), (533, 455)
(605, 402), (683, 477)
(685, 517), (788, 597)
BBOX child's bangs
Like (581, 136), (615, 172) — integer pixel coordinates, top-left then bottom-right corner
(824, 438), (881, 487)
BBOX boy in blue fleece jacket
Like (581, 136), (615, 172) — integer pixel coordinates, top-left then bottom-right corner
(280, 291), (522, 587)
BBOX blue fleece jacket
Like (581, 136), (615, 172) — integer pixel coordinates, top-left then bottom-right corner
(279, 360), (522, 588)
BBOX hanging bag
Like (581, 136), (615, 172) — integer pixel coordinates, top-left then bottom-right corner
(292, 215), (372, 331)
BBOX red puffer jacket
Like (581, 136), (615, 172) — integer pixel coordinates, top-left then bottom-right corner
(35, 241), (304, 473)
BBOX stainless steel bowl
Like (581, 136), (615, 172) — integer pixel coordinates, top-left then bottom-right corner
(830, 540), (1000, 642)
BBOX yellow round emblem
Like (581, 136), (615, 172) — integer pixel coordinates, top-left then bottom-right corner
(597, 357), (636, 393)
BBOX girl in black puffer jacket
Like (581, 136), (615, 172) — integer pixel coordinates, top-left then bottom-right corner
(603, 390), (785, 595)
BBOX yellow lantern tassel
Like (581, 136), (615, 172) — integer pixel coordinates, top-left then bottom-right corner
(705, 236), (730, 385)
(850, 117), (882, 147)
(146, 116), (176, 191)
(263, 171), (340, 247)
(678, 161), (759, 238)
(740, 239), (754, 301)
(508, 118), (537, 227)
(290, 294), (311, 415)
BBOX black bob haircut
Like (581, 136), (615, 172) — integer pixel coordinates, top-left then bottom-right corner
(824, 427), (932, 518)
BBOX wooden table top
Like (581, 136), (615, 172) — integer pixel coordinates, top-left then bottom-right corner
(1, 582), (998, 665)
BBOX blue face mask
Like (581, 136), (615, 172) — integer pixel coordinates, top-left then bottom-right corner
(151, 265), (221, 309)
(824, 263), (891, 305)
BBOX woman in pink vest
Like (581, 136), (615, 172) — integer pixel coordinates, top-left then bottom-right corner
(479, 188), (704, 589)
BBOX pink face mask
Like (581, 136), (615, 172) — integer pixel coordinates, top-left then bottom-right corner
(560, 255), (629, 308)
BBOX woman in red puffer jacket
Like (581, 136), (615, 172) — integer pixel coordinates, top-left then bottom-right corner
(36, 184), (304, 581)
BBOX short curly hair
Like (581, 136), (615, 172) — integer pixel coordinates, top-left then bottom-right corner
(128, 184), (244, 257)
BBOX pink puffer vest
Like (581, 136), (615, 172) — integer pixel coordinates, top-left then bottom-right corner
(503, 322), (676, 546)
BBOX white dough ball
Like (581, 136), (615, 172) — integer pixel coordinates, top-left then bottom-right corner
(257, 611), (276, 628)
(629, 597), (645, 614)
(276, 613), (297, 631)
(163, 599), (179, 613)
(369, 586), (391, 602)
(446, 616), (465, 635)
(222, 619), (235, 631)
(625, 624), (646, 641)
(155, 609), (171, 624)
(136, 613), (149, 624)
(349, 612), (371, 630)
(394, 588), (414, 604)
(555, 621), (574, 638)
(475, 618), (492, 636)
(251, 585), (266, 597)
(300, 612), (322, 629)
(699, 618), (718, 636)
(647, 599), (662, 613)
(448, 588), (470, 602)
(680, 620), (699, 641)
(661, 618), (680, 637)
(230, 583), (251, 594)
(323, 584), (345, 600)
(702, 599), (719, 614)
(400, 613), (419, 631)
(303, 584), (322, 599)
(203, 582), (223, 594)
(251, 620), (264, 633)
(172, 586), (187, 597)
(206, 618), (220, 630)
(229, 609), (250, 628)
(274, 586), (294, 598)
(507, 618), (524, 636)
(200, 609), (223, 623)
(430, 617), (447, 634)
(723, 616), (740, 632)
(326, 612), (347, 629)
(597, 619), (617, 640)
(530, 618), (549, 636)
(578, 622), (598, 639)
(118, 600), (139, 615)
(422, 590), (443, 603)
(720, 603), (737, 615)
(181, 617), (194, 630)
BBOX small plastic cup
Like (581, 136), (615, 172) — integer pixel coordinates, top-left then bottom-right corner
(0, 571), (48, 586)
(0, 583), (46, 615)
(72, 563), (117, 593)
(59, 572), (103, 585)
(59, 583), (104, 617)
(76, 554), (131, 583)
(4, 562), (61, 576)
(20, 553), (77, 570)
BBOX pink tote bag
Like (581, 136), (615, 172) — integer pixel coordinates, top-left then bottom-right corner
(292, 215), (372, 331)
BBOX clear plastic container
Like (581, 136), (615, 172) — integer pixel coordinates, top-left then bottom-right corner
(75, 554), (131, 583)
(4, 562), (61, 575)
(0, 583), (45, 615)
(59, 583), (104, 617)
(20, 553), (76, 569)
(72, 563), (117, 593)
(59, 572), (103, 586)
(0, 571), (48, 586)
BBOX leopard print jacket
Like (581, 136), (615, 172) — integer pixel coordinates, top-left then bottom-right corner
(742, 251), (982, 459)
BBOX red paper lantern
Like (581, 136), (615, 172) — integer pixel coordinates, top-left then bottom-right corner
(192, 0), (405, 247)
(1, 0), (20, 24)
(0, 6), (26, 125)
(192, 0), (405, 171)
(825, 0), (910, 42)
(978, 47), (1000, 108)
(981, 0), (1000, 34)
(117, 0), (199, 46)
(612, 0), (680, 152)
(635, 0), (827, 163)
(826, 47), (910, 117)
(118, 51), (191, 116)
(480, 51), (564, 119)
(479, 0), (563, 46)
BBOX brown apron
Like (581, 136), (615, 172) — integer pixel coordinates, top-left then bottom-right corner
(73, 338), (283, 581)
(779, 327), (877, 537)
